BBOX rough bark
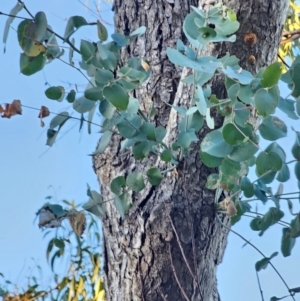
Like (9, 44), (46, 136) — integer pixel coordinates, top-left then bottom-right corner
(93, 0), (288, 300)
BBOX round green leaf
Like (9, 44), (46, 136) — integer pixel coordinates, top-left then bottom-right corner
(222, 123), (245, 145)
(197, 27), (217, 44)
(126, 172), (145, 192)
(290, 214), (300, 238)
(114, 192), (132, 219)
(73, 96), (95, 113)
(254, 86), (279, 117)
(201, 130), (233, 158)
(155, 126), (167, 143)
(258, 116), (287, 141)
(130, 26), (147, 38)
(221, 66), (253, 85)
(66, 89), (76, 103)
(85, 87), (104, 101)
(97, 20), (108, 41)
(100, 100), (116, 119)
(80, 39), (95, 61)
(256, 151), (282, 177)
(64, 16), (88, 39)
(295, 161), (300, 181)
(146, 168), (163, 186)
(49, 112), (69, 129)
(281, 227), (295, 257)
(255, 252), (278, 271)
(132, 141), (154, 159)
(95, 68), (114, 86)
(292, 131), (300, 160)
(140, 122), (156, 141)
(276, 163), (290, 183)
(250, 217), (261, 231)
(177, 130), (198, 148)
(110, 176), (126, 195)
(17, 19), (46, 57)
(241, 176), (254, 198)
(46, 129), (58, 146)
(265, 142), (286, 161)
(291, 63), (300, 98)
(117, 115), (141, 138)
(45, 86), (65, 101)
(20, 52), (46, 76)
(103, 84), (129, 110)
(234, 102), (250, 127)
(260, 62), (282, 88)
(205, 173), (219, 190)
(111, 33), (129, 48)
(238, 84), (254, 105)
(160, 149), (172, 162)
(228, 137), (259, 162)
(91, 131), (113, 155)
(199, 151), (223, 168)
(34, 11), (48, 41)
(54, 238), (65, 249)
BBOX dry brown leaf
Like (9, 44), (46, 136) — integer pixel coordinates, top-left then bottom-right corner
(224, 197), (237, 217)
(38, 105), (50, 118)
(0, 99), (22, 118)
(68, 211), (86, 238)
(141, 59), (150, 71)
(218, 197), (237, 217)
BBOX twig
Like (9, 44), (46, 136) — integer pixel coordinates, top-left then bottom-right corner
(282, 29), (300, 36)
(256, 270), (264, 301)
(46, 27), (81, 54)
(17, 0), (34, 18)
(168, 213), (195, 280)
(277, 53), (290, 69)
(168, 244), (190, 301)
(58, 58), (95, 87)
(281, 34), (300, 45)
(21, 104), (101, 127)
(0, 11), (31, 20)
(216, 214), (296, 301)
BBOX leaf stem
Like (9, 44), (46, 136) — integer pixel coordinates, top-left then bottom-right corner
(58, 58), (95, 87)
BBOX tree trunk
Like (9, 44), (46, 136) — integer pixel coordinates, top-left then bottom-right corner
(93, 0), (288, 300)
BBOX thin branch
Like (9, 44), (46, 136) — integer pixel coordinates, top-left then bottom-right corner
(277, 53), (290, 69)
(0, 7), (81, 54)
(21, 104), (101, 127)
(281, 34), (300, 45)
(46, 27), (81, 54)
(244, 213), (289, 227)
(0, 11), (31, 20)
(58, 58), (95, 87)
(168, 244), (190, 301)
(168, 213), (195, 280)
(17, 0), (34, 18)
(282, 29), (300, 36)
(256, 270), (264, 301)
(216, 214), (296, 301)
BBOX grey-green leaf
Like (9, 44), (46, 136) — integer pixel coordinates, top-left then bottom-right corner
(126, 172), (145, 192)
(258, 116), (287, 141)
(103, 84), (129, 110)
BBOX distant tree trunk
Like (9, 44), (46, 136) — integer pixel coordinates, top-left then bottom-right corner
(93, 0), (288, 300)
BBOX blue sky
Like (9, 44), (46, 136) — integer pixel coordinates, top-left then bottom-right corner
(0, 1), (300, 300)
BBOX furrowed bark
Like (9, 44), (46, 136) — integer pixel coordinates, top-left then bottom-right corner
(93, 1), (288, 300)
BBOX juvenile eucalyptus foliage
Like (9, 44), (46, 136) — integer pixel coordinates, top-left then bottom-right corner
(4, 0), (300, 299)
